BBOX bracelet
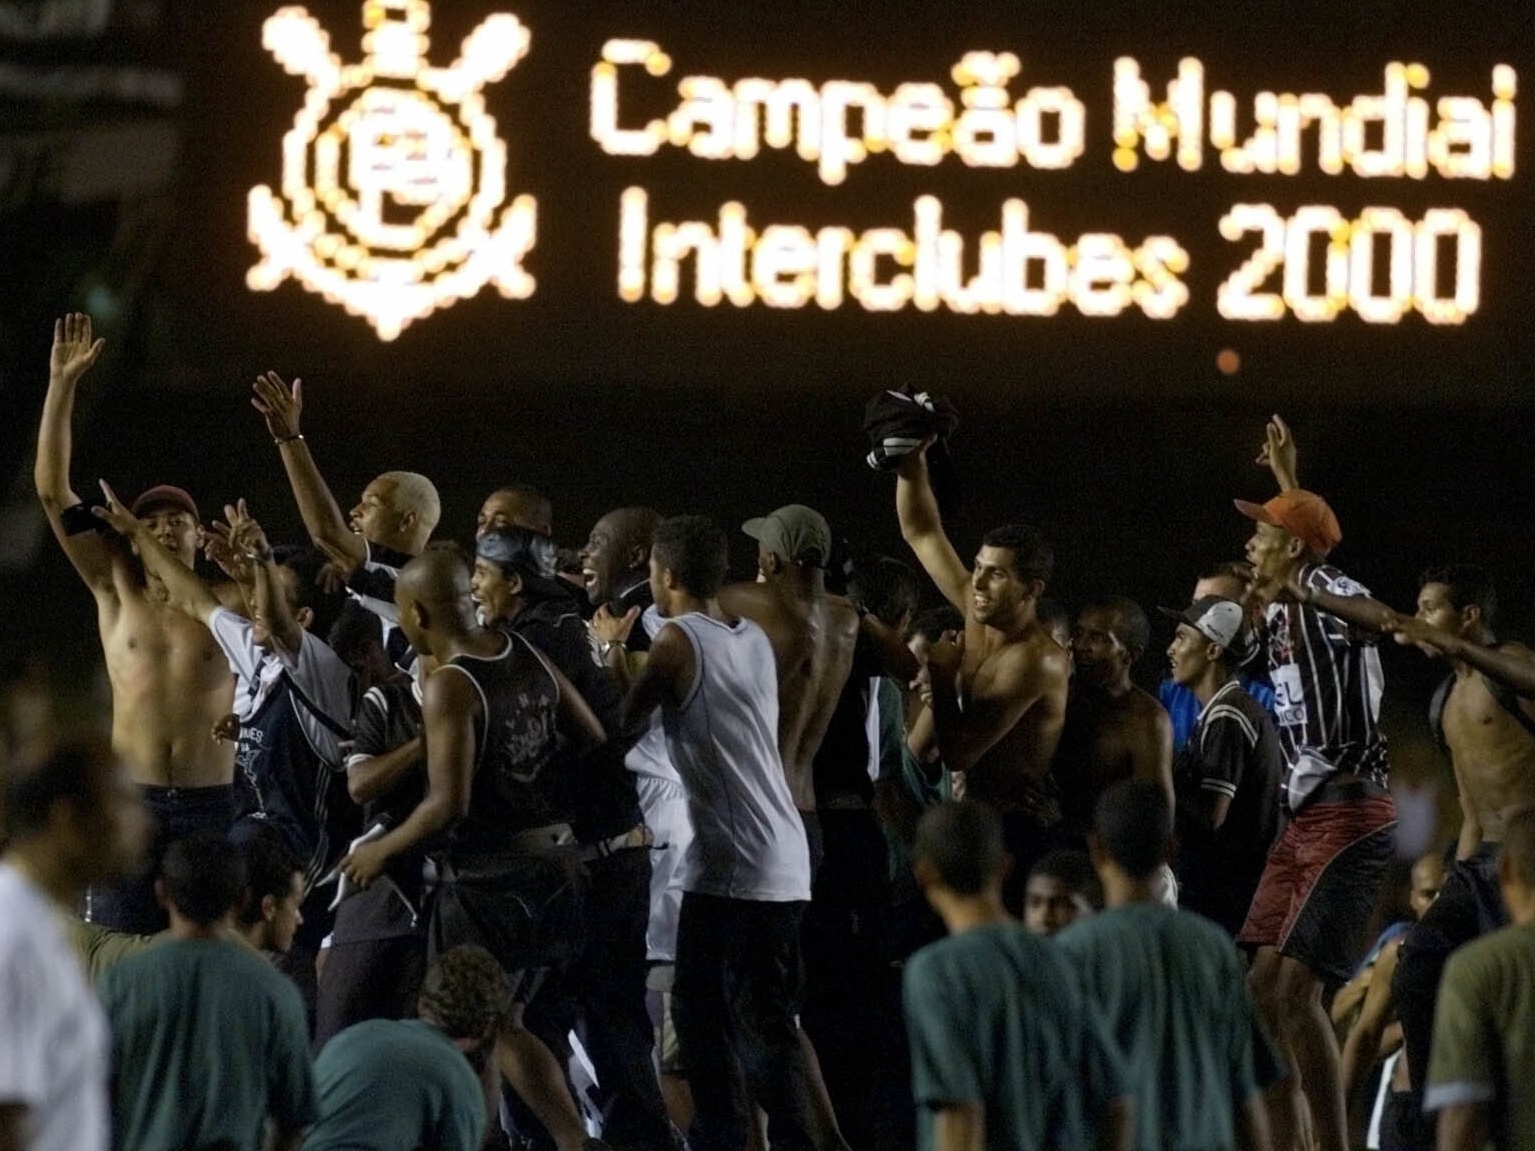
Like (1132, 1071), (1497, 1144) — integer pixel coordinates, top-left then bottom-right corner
(244, 550), (272, 563)
(273, 433), (304, 446)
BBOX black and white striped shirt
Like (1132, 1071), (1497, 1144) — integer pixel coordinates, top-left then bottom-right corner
(1260, 563), (1389, 811)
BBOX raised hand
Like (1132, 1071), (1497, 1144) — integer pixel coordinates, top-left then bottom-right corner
(224, 499), (272, 562)
(50, 313), (105, 384)
(92, 479), (142, 537)
(251, 371), (303, 440)
(202, 522), (254, 586)
(1254, 413), (1299, 491)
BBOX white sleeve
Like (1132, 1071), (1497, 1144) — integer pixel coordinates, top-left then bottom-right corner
(0, 933), (49, 1105)
(289, 632), (356, 768)
(205, 605), (264, 684)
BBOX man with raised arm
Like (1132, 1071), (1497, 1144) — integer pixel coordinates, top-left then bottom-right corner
(1307, 563), (1535, 1151)
(1234, 416), (1397, 1151)
(94, 487), (355, 893)
(251, 371), (439, 652)
(34, 314), (237, 933)
(893, 442), (1070, 907)
(335, 547), (609, 1151)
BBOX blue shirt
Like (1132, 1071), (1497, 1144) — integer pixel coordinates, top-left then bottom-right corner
(1159, 674), (1276, 753)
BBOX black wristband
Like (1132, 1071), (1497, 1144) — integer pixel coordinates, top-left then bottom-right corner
(274, 433), (304, 446)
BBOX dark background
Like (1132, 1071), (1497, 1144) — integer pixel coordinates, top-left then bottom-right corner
(3, 0), (1533, 769)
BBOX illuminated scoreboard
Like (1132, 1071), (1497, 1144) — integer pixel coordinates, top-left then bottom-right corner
(243, 1), (1520, 341)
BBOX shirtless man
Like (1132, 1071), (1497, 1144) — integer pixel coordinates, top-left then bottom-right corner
(34, 314), (236, 932)
(1053, 596), (1175, 844)
(1333, 563), (1535, 1151)
(251, 371), (439, 633)
(893, 443), (1070, 906)
(719, 505), (860, 831)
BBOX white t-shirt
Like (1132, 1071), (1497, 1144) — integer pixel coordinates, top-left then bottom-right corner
(659, 613), (811, 902)
(0, 862), (110, 1151)
(206, 606), (353, 767)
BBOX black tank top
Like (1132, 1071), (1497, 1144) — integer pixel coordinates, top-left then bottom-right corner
(441, 633), (566, 850)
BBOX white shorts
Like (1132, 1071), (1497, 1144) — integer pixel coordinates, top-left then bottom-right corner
(635, 773), (693, 964)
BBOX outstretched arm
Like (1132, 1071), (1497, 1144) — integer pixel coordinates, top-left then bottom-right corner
(251, 372), (366, 572)
(94, 481), (220, 622)
(895, 447), (971, 613)
(1290, 578), (1401, 636)
(1392, 620), (1535, 700)
(1255, 414), (1299, 492)
(34, 314), (117, 596)
(224, 500), (305, 657)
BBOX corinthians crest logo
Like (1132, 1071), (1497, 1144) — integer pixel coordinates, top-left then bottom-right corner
(247, 0), (538, 340)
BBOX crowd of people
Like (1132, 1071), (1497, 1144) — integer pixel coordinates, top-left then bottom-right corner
(3, 311), (1535, 1151)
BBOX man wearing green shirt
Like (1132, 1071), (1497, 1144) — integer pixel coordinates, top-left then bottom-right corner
(903, 800), (1133, 1151)
(1426, 804), (1535, 1150)
(304, 945), (508, 1151)
(1056, 778), (1276, 1151)
(97, 831), (317, 1151)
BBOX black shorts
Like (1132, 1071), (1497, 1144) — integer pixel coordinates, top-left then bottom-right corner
(429, 848), (589, 1002)
(1237, 781), (1396, 985)
(84, 783), (238, 934)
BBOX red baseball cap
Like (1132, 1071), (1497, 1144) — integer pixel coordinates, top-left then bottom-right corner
(1234, 490), (1341, 557)
(131, 485), (200, 523)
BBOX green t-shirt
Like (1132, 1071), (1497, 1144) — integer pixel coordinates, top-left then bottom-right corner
(97, 938), (317, 1151)
(304, 1018), (487, 1151)
(903, 920), (1125, 1151)
(1426, 922), (1535, 1150)
(1056, 903), (1269, 1151)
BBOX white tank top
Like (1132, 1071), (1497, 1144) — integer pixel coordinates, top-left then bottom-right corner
(662, 613), (811, 902)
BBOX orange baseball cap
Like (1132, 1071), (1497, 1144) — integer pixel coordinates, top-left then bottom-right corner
(1233, 489), (1341, 557)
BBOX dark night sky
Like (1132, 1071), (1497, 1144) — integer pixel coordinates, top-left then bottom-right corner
(4, 0), (1533, 752)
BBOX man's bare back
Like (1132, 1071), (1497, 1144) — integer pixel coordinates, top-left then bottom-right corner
(721, 581), (859, 810)
(34, 314), (234, 789)
(1441, 656), (1535, 843)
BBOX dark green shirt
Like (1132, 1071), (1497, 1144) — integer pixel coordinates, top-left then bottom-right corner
(1427, 922), (1535, 1150)
(98, 937), (316, 1151)
(1056, 903), (1270, 1151)
(304, 1018), (486, 1151)
(903, 920), (1125, 1151)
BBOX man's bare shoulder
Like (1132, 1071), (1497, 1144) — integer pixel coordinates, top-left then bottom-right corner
(1126, 685), (1173, 723)
(984, 626), (1070, 682)
(718, 580), (777, 618)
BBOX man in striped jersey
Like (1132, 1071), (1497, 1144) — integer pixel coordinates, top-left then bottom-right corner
(1161, 595), (1282, 936)
(1233, 444), (1399, 1151)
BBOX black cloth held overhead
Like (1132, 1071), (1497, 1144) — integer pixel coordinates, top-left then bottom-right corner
(863, 387), (962, 521)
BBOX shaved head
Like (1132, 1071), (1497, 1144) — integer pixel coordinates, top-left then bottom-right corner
(581, 506), (662, 603)
(395, 546), (474, 653)
(600, 507), (661, 553)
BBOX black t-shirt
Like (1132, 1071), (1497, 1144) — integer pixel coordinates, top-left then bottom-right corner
(1173, 680), (1284, 930)
(511, 592), (642, 844)
(331, 679), (426, 944)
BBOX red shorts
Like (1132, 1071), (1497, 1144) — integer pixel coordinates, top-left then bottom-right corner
(1237, 781), (1397, 986)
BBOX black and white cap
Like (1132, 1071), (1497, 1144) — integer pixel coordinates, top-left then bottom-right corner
(1158, 595), (1246, 650)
